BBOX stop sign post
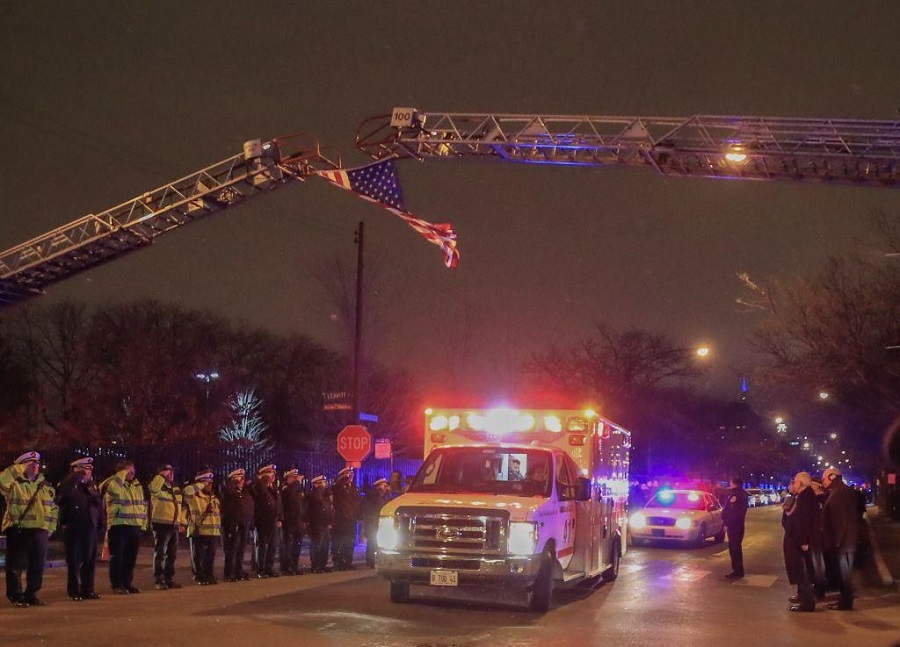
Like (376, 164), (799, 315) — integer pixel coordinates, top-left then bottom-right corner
(337, 424), (372, 466)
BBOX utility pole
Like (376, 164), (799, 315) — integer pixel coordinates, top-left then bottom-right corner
(352, 221), (364, 424)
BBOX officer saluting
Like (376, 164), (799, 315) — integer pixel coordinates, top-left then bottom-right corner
(0, 451), (59, 607)
(222, 468), (253, 582)
(307, 475), (333, 574)
(56, 456), (103, 601)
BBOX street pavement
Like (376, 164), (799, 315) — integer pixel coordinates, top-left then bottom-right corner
(0, 507), (897, 647)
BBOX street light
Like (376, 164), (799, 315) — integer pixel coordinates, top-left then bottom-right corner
(695, 345), (711, 358)
(195, 371), (220, 399)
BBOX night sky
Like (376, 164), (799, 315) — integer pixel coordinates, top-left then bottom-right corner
(2, 2), (899, 407)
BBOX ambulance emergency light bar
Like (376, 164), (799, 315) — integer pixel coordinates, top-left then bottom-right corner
(425, 406), (601, 436)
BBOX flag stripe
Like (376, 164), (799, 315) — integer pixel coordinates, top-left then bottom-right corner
(316, 159), (459, 268)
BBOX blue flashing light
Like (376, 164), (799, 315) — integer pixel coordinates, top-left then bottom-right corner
(656, 489), (675, 504)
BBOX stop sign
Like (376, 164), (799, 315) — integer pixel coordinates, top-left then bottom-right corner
(337, 424), (372, 462)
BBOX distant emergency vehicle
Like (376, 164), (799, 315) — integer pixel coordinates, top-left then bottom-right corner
(376, 405), (631, 612)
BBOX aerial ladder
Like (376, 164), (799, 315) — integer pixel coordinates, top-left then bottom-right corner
(0, 135), (341, 307)
(357, 109), (900, 186)
(2, 111), (899, 307)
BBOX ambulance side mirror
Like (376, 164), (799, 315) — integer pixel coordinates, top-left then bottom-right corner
(575, 477), (591, 502)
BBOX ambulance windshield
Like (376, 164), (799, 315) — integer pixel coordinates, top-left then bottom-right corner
(408, 447), (552, 497)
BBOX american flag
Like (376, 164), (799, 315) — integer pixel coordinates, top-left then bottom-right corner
(317, 159), (459, 268)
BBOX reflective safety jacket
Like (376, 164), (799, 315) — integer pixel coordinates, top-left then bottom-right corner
(0, 464), (58, 533)
(148, 474), (186, 526)
(183, 483), (221, 537)
(105, 470), (148, 530)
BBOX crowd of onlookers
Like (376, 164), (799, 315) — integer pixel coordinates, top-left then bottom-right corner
(1, 451), (406, 607)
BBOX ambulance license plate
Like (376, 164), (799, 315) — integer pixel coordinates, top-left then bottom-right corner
(652, 529), (665, 537)
(429, 570), (458, 587)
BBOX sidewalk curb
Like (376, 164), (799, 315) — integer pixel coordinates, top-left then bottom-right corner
(866, 515), (897, 589)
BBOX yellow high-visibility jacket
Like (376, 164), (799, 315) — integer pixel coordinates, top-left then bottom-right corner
(148, 474), (186, 526)
(104, 470), (148, 530)
(0, 464), (58, 533)
(182, 483), (221, 537)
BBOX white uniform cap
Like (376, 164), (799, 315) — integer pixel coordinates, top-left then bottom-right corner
(257, 464), (277, 476)
(15, 451), (40, 464)
(823, 467), (842, 483)
(228, 469), (246, 479)
(70, 457), (94, 469)
(373, 478), (388, 487)
(283, 468), (300, 478)
(195, 470), (214, 481)
(311, 475), (326, 485)
(338, 467), (353, 478)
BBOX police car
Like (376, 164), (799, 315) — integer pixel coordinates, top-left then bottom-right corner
(629, 489), (726, 547)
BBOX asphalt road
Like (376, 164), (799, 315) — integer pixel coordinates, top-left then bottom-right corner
(1, 507), (898, 647)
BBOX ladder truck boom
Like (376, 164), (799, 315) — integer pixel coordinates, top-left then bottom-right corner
(0, 135), (340, 307)
(357, 109), (900, 187)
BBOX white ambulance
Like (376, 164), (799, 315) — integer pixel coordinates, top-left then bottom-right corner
(376, 405), (631, 612)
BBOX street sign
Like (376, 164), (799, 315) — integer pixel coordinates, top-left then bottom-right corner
(374, 438), (392, 460)
(337, 424), (372, 462)
(359, 412), (379, 423)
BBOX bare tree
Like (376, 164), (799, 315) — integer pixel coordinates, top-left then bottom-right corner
(526, 322), (705, 420)
(742, 213), (900, 454)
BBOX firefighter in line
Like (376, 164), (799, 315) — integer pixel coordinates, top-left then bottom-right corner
(104, 458), (148, 594)
(222, 468), (253, 582)
(251, 464), (282, 578)
(148, 463), (185, 590)
(280, 468), (307, 575)
(363, 477), (391, 567)
(1, 451), (58, 607)
(331, 467), (361, 571)
(307, 475), (333, 573)
(183, 468), (222, 585)
(56, 456), (102, 601)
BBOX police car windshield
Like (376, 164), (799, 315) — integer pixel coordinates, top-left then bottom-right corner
(407, 447), (552, 497)
(646, 491), (707, 510)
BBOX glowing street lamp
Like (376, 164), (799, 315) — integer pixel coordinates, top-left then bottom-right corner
(195, 370), (220, 399)
(695, 346), (711, 358)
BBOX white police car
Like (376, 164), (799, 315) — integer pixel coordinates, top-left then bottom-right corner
(629, 489), (726, 547)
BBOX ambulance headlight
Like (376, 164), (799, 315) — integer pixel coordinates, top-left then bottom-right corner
(630, 512), (647, 529)
(508, 522), (539, 556)
(675, 516), (693, 530)
(377, 517), (400, 551)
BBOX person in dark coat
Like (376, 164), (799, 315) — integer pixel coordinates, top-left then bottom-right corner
(781, 482), (799, 585)
(250, 464), (282, 578)
(722, 477), (749, 579)
(362, 478), (391, 567)
(306, 475), (334, 573)
(221, 468), (254, 582)
(280, 469), (307, 575)
(331, 467), (361, 571)
(783, 472), (821, 612)
(56, 457), (103, 601)
(821, 467), (858, 610)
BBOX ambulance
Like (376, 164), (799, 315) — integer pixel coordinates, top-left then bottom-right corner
(375, 405), (631, 612)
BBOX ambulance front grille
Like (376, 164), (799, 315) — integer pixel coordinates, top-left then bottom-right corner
(396, 507), (508, 554)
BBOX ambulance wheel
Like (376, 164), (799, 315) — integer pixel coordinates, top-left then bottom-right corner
(389, 581), (409, 603)
(602, 540), (621, 582)
(528, 553), (554, 613)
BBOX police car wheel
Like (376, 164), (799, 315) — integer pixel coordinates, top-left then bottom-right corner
(694, 524), (708, 548)
(389, 581), (409, 603)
